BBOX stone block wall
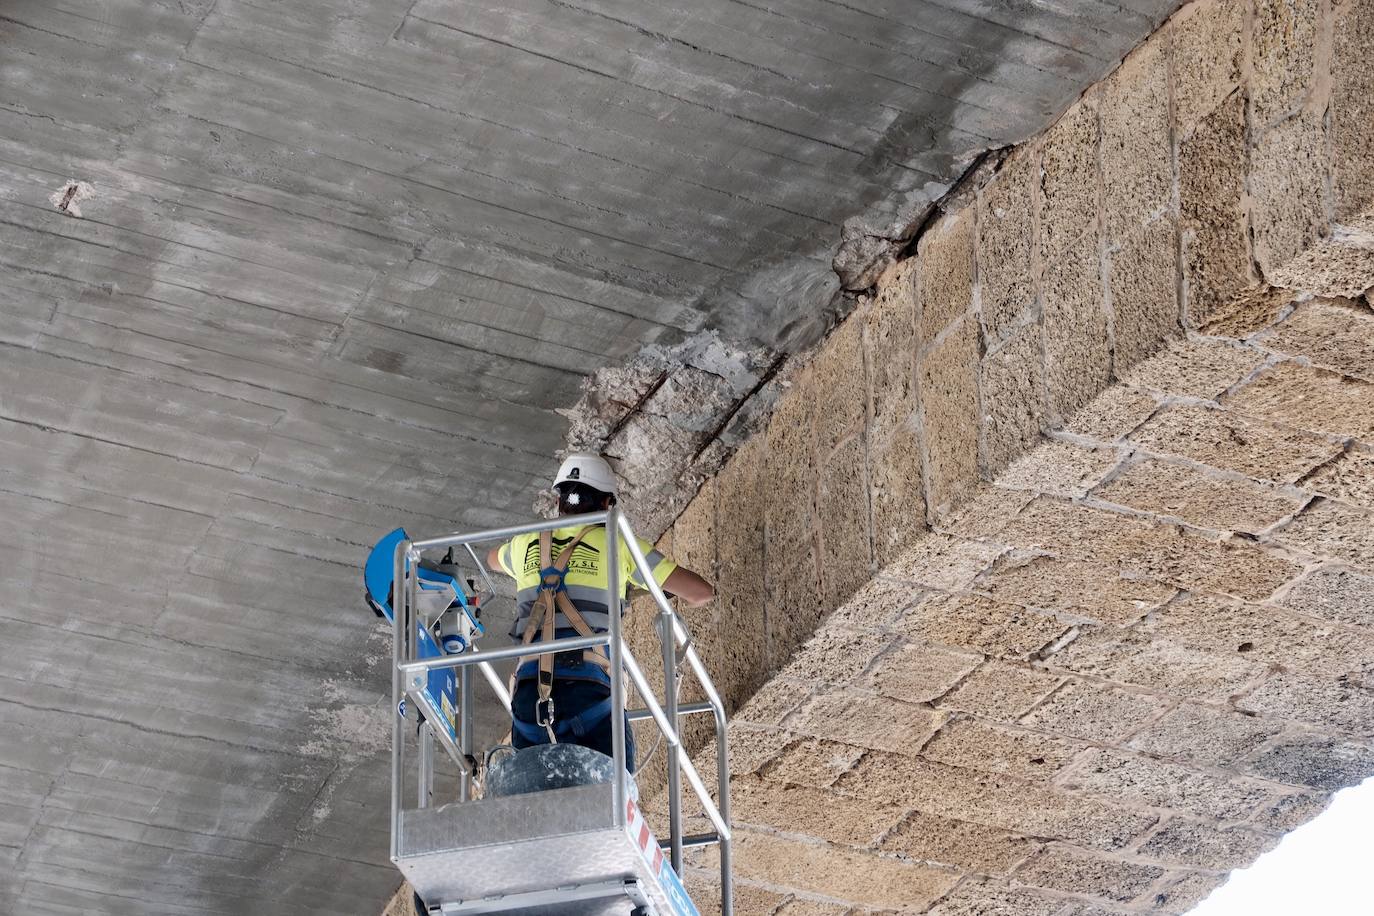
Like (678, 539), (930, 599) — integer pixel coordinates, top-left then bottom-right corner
(642, 0), (1374, 758)
(665, 280), (1374, 914)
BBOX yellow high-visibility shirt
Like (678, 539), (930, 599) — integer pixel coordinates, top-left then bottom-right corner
(497, 523), (676, 636)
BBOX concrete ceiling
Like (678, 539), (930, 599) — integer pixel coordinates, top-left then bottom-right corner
(1, 1), (1181, 912)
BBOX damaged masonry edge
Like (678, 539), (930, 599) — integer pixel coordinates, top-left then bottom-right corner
(546, 147), (1014, 540)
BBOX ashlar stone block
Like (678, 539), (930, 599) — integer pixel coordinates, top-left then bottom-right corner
(809, 317), (866, 453)
(1039, 99), (1100, 261)
(830, 575), (926, 630)
(867, 402), (928, 568)
(1020, 680), (1169, 743)
(1152, 870), (1229, 914)
(761, 736), (867, 789)
(1332, 0), (1374, 219)
(865, 259), (917, 424)
(978, 150), (1036, 343)
(1014, 844), (1163, 904)
(982, 553), (1176, 626)
(1127, 702), (1284, 768)
(791, 689), (942, 756)
(862, 640), (980, 703)
(1179, 93), (1250, 327)
(772, 898), (849, 916)
(774, 624), (894, 687)
(1110, 219), (1180, 370)
(1052, 625), (1268, 702)
(884, 531), (1005, 592)
(921, 716), (1087, 782)
(939, 484), (1035, 541)
(1225, 361), (1374, 441)
(918, 209), (974, 343)
(1302, 450), (1374, 508)
(1270, 232), (1374, 299)
(765, 548), (825, 670)
(980, 322), (1047, 477)
(1252, 790), (1332, 833)
(936, 659), (1064, 721)
(682, 878), (789, 916)
(926, 879), (1069, 916)
(1146, 591), (1374, 677)
(918, 317), (980, 515)
(1128, 525), (1303, 602)
(1061, 747), (1270, 819)
(1092, 458), (1303, 534)
(1121, 337), (1264, 401)
(1251, 0), (1320, 128)
(714, 436), (770, 702)
(996, 439), (1119, 499)
(995, 496), (1156, 561)
(1128, 404), (1338, 485)
(1043, 230), (1110, 420)
(729, 830), (959, 910)
(836, 752), (1157, 850)
(1278, 565), (1374, 629)
(716, 724), (796, 777)
(1172, 0), (1245, 133)
(881, 810), (1038, 873)
(672, 478), (715, 579)
(1243, 735), (1374, 790)
(763, 377), (818, 568)
(1250, 112), (1329, 278)
(1199, 285), (1295, 339)
(1137, 819), (1275, 870)
(732, 676), (811, 728)
(1267, 299), (1374, 384)
(901, 593), (1069, 661)
(1064, 385), (1159, 443)
(815, 434), (872, 609)
(1100, 38), (1172, 243)
(730, 775), (905, 848)
(1273, 497), (1374, 573)
(1237, 670), (1374, 734)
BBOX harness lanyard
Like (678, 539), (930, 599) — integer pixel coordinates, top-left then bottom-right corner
(515, 526), (611, 742)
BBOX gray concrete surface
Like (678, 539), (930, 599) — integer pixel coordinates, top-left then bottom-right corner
(1, 1), (1180, 912)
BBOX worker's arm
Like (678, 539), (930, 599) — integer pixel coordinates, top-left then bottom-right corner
(486, 546), (505, 574)
(662, 566), (714, 607)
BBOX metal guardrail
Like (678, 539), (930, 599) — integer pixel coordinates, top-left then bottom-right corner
(389, 507), (733, 915)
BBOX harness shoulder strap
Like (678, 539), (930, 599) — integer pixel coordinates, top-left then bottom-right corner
(514, 527), (604, 734)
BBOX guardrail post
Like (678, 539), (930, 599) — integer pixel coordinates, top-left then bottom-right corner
(661, 604), (684, 873)
(605, 507), (627, 827)
(389, 539), (409, 862)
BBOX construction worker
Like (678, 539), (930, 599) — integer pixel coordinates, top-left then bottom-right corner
(486, 453), (713, 771)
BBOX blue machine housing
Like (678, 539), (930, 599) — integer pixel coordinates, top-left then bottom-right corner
(364, 528), (481, 744)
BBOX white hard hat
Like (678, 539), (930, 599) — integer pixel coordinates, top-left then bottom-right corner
(553, 453), (618, 496)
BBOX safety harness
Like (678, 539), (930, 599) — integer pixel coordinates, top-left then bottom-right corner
(511, 526), (614, 744)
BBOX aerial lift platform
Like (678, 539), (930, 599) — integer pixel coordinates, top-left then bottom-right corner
(372, 508), (733, 915)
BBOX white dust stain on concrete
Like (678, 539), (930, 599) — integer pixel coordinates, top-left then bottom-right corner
(50, 180), (95, 216)
(298, 679), (392, 761)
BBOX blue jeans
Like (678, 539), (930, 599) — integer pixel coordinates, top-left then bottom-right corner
(511, 678), (636, 771)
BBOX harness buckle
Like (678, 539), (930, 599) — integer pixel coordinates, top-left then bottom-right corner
(539, 565), (568, 593)
(534, 696), (556, 728)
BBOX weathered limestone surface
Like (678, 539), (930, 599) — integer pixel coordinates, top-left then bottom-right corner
(632, 0), (1374, 911)
(654, 0), (1374, 747)
(667, 284), (1374, 914)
